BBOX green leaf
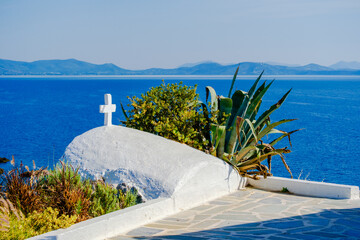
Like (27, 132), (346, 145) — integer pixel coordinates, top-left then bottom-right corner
(251, 119), (296, 145)
(218, 96), (233, 121)
(243, 118), (258, 146)
(253, 89), (292, 132)
(228, 65), (239, 98)
(246, 80), (274, 120)
(225, 94), (250, 154)
(232, 145), (257, 165)
(210, 124), (226, 152)
(270, 129), (302, 147)
(120, 101), (129, 121)
(205, 86), (218, 111)
(247, 70), (264, 100)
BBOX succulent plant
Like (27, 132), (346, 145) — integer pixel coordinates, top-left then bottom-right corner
(205, 66), (300, 179)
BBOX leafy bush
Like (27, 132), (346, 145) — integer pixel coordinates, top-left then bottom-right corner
(205, 67), (299, 178)
(121, 69), (298, 179)
(118, 187), (139, 209)
(40, 161), (92, 222)
(89, 181), (139, 217)
(122, 81), (216, 151)
(0, 207), (76, 240)
(0, 159), (142, 238)
(25, 207), (77, 236)
(90, 181), (119, 217)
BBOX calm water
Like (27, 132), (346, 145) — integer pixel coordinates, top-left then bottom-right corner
(0, 76), (359, 187)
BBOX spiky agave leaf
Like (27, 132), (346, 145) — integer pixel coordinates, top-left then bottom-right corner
(270, 129), (302, 147)
(224, 90), (247, 153)
(246, 119), (296, 146)
(205, 86), (218, 111)
(210, 124), (226, 157)
(205, 68), (299, 179)
(238, 89), (293, 148)
(225, 72), (265, 154)
(227, 65), (240, 98)
(235, 80), (275, 148)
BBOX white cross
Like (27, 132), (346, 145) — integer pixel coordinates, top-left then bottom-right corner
(99, 94), (116, 126)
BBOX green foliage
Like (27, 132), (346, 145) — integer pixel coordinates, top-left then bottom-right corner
(90, 181), (120, 217)
(122, 81), (216, 151)
(281, 187), (290, 193)
(0, 207), (76, 240)
(0, 159), (141, 238)
(40, 161), (93, 221)
(25, 207), (77, 236)
(118, 187), (139, 209)
(90, 182), (140, 217)
(205, 67), (300, 178)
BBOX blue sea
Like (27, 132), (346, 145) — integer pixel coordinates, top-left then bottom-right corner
(0, 75), (359, 187)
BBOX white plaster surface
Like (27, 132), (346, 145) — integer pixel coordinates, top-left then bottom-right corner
(63, 125), (243, 201)
(247, 176), (359, 199)
(28, 125), (244, 240)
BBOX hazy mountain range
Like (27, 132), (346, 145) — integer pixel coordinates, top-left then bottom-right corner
(1, 58), (360, 75)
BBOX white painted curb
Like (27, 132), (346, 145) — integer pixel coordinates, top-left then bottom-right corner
(247, 176), (359, 199)
(28, 198), (175, 240)
(28, 178), (246, 240)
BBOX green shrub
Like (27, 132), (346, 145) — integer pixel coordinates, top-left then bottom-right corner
(1, 207), (76, 240)
(89, 181), (120, 217)
(118, 187), (139, 209)
(122, 81), (216, 151)
(25, 207), (77, 236)
(90, 182), (140, 217)
(1, 160), (141, 238)
(40, 161), (92, 222)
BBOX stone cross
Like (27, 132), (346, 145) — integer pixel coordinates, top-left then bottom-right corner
(99, 94), (116, 126)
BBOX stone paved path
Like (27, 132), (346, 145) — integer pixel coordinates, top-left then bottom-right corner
(109, 188), (360, 239)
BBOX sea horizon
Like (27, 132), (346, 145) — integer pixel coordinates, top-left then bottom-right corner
(1, 74), (360, 80)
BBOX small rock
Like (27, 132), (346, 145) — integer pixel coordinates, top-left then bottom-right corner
(117, 182), (145, 203)
(0, 157), (10, 164)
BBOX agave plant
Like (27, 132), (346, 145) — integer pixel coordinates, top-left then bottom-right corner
(205, 66), (299, 179)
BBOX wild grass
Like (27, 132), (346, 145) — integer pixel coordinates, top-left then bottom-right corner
(0, 159), (140, 239)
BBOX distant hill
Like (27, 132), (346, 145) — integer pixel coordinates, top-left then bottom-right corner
(0, 58), (359, 75)
(329, 61), (360, 70)
(0, 59), (132, 75)
(178, 61), (216, 68)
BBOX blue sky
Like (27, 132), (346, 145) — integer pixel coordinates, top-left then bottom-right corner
(1, 0), (359, 69)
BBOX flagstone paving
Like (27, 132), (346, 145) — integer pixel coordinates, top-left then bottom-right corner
(109, 188), (360, 239)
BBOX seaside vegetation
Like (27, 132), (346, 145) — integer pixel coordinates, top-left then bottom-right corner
(121, 81), (217, 151)
(122, 67), (299, 179)
(0, 159), (140, 240)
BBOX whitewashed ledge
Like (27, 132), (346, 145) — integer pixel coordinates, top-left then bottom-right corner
(29, 125), (245, 240)
(28, 125), (359, 240)
(247, 176), (359, 199)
